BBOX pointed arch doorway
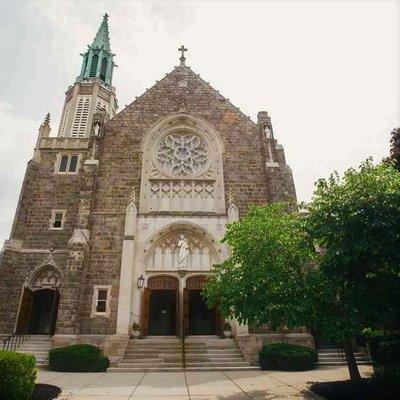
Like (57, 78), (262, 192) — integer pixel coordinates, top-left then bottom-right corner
(184, 275), (219, 336)
(142, 276), (179, 336)
(16, 265), (62, 335)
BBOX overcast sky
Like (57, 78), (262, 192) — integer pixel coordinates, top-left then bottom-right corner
(0, 0), (398, 244)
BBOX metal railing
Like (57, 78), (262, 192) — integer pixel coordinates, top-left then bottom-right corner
(2, 332), (30, 352)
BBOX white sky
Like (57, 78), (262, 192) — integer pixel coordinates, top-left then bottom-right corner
(0, 0), (398, 244)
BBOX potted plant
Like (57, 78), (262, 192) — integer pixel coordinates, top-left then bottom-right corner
(222, 322), (232, 338)
(130, 322), (141, 339)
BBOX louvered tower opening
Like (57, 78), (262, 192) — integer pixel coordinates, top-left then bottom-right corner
(72, 97), (91, 137)
(100, 58), (108, 82)
(89, 54), (99, 77)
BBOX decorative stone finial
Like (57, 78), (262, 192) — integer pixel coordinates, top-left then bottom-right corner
(44, 113), (50, 125)
(227, 189), (239, 222)
(129, 187), (137, 206)
(257, 111), (269, 125)
(178, 45), (187, 65)
(227, 189), (235, 207)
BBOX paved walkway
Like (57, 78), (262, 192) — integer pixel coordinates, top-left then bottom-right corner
(38, 365), (372, 400)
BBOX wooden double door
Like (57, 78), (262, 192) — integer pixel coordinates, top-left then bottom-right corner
(142, 275), (219, 336)
(17, 288), (60, 335)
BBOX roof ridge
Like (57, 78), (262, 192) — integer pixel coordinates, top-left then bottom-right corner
(116, 63), (257, 128)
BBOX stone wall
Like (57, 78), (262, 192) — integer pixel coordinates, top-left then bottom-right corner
(11, 154), (83, 248)
(236, 333), (315, 366)
(51, 334), (129, 364)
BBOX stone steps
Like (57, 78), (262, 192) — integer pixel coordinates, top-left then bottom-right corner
(108, 367), (184, 372)
(317, 349), (371, 366)
(185, 366), (259, 371)
(111, 337), (183, 372)
(17, 335), (52, 368)
(111, 335), (259, 371)
(184, 336), (259, 370)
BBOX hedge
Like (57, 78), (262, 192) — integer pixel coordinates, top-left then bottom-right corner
(0, 351), (36, 400)
(49, 344), (110, 372)
(368, 332), (400, 363)
(378, 340), (400, 364)
(373, 363), (400, 396)
(259, 342), (318, 371)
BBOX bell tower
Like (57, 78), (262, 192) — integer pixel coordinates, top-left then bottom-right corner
(57, 14), (118, 138)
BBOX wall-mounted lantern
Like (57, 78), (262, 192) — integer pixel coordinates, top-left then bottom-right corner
(137, 274), (145, 289)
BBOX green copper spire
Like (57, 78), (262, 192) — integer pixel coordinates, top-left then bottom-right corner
(92, 13), (111, 51)
(77, 14), (116, 88)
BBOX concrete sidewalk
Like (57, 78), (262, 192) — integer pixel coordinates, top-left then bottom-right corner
(38, 365), (372, 400)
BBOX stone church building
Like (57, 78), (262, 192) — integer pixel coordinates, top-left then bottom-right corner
(0, 15), (311, 365)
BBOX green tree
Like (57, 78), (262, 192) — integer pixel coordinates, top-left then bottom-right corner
(390, 127), (400, 170)
(203, 202), (315, 332)
(306, 160), (400, 380)
(204, 160), (400, 382)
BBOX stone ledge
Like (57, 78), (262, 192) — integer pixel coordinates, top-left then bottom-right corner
(235, 333), (315, 366)
(39, 137), (90, 150)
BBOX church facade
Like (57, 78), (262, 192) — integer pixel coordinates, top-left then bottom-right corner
(0, 15), (307, 361)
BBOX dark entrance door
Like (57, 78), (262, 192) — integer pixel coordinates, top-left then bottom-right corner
(149, 290), (177, 335)
(29, 289), (59, 335)
(16, 288), (34, 333)
(189, 290), (216, 335)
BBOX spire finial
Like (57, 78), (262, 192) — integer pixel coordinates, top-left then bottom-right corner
(178, 45), (187, 65)
(92, 13), (111, 51)
(44, 113), (50, 125)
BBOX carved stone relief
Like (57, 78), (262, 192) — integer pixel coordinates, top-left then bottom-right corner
(31, 267), (62, 289)
(148, 180), (215, 212)
(146, 232), (216, 271)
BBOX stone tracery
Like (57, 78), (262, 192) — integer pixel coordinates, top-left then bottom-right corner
(156, 133), (208, 175)
(140, 114), (226, 213)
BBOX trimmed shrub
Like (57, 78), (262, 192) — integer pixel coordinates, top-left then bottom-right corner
(373, 363), (400, 396)
(0, 351), (36, 400)
(378, 340), (400, 363)
(259, 342), (317, 371)
(49, 344), (110, 372)
(368, 332), (400, 363)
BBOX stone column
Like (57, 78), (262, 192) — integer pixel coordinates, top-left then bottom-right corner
(227, 190), (249, 336)
(116, 191), (137, 335)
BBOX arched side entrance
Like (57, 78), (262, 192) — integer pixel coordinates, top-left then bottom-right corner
(143, 276), (179, 336)
(16, 264), (62, 335)
(184, 275), (220, 336)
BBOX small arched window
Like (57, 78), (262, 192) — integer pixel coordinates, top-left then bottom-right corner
(89, 54), (99, 77)
(100, 57), (108, 82)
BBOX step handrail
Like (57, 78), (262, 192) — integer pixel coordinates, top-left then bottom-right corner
(2, 331), (30, 352)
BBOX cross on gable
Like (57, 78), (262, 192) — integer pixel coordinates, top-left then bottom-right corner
(178, 45), (187, 64)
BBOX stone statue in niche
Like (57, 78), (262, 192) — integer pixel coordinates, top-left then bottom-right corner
(93, 122), (101, 136)
(177, 234), (190, 268)
(264, 124), (272, 139)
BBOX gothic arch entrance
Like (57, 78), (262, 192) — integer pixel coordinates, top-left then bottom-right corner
(143, 276), (179, 336)
(16, 264), (62, 335)
(184, 275), (219, 336)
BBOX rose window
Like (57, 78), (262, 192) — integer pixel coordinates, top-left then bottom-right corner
(156, 133), (208, 175)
